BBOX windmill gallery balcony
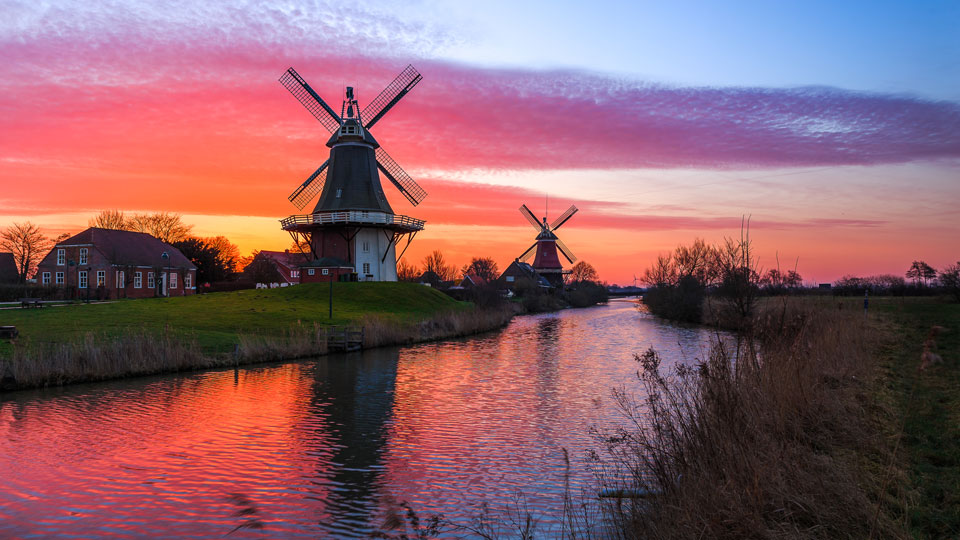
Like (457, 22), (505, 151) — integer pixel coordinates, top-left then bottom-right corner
(280, 210), (425, 233)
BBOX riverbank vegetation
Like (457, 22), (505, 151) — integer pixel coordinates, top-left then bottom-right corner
(612, 229), (959, 537)
(0, 282), (523, 390)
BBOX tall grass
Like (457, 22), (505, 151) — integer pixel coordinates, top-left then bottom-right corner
(596, 299), (906, 539)
(1, 305), (519, 391)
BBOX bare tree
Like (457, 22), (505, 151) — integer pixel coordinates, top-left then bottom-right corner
(940, 262), (960, 302)
(397, 259), (420, 282)
(906, 260), (937, 287)
(569, 261), (599, 283)
(204, 236), (241, 274)
(0, 222), (50, 282)
(422, 250), (455, 281)
(88, 209), (128, 229)
(127, 212), (193, 243)
(464, 256), (500, 282)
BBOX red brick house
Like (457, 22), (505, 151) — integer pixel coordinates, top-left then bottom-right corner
(299, 257), (355, 283)
(242, 250), (309, 287)
(35, 228), (197, 299)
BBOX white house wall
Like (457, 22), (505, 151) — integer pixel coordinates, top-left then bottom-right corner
(353, 228), (398, 282)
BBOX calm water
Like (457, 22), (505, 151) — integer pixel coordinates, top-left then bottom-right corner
(0, 300), (721, 538)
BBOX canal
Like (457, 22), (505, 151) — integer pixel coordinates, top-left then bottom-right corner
(0, 299), (722, 538)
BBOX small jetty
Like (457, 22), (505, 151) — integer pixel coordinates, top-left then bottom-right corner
(326, 326), (364, 352)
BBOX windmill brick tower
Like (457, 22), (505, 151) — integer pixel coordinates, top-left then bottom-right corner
(517, 203), (578, 286)
(277, 66), (426, 281)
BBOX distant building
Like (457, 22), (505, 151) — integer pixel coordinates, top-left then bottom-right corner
(0, 252), (18, 284)
(35, 228), (197, 299)
(299, 257), (355, 283)
(242, 250), (310, 287)
(459, 273), (487, 289)
(497, 260), (551, 290)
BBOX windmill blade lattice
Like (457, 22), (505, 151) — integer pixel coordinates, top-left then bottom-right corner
(519, 242), (538, 262)
(555, 237), (577, 264)
(519, 205), (543, 230)
(550, 205), (578, 230)
(376, 147), (427, 206)
(288, 160), (329, 209)
(279, 68), (343, 133)
(362, 65), (423, 130)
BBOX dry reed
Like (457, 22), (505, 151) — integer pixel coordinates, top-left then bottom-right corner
(596, 298), (905, 539)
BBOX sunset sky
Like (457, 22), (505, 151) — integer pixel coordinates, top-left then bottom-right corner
(1, 0), (958, 284)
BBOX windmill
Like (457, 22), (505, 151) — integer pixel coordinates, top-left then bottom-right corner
(277, 65), (427, 282)
(517, 203), (578, 286)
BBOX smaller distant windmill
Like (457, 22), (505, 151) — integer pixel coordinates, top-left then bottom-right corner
(517, 203), (578, 286)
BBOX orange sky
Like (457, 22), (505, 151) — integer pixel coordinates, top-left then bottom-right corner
(1, 6), (958, 285)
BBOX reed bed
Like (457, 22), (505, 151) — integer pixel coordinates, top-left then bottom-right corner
(1, 305), (519, 392)
(596, 299), (905, 539)
(1, 329), (224, 390)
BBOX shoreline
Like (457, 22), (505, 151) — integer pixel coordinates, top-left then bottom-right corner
(0, 303), (521, 394)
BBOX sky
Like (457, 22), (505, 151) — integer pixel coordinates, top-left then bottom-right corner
(1, 0), (958, 285)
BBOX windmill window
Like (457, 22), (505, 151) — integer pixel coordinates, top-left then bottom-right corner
(362, 241), (370, 252)
(362, 262), (371, 274)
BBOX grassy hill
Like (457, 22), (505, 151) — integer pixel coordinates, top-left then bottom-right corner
(0, 282), (469, 355)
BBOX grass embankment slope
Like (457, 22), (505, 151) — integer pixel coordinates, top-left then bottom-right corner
(876, 298), (960, 538)
(0, 282), (469, 356)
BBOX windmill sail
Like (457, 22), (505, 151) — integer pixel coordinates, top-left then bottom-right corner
(550, 205), (578, 230)
(519, 242), (538, 262)
(519, 205), (543, 230)
(555, 237), (577, 264)
(279, 68), (343, 133)
(288, 161), (329, 209)
(362, 65), (423, 130)
(376, 147), (427, 206)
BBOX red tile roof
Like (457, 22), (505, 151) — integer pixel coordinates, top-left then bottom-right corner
(57, 228), (196, 269)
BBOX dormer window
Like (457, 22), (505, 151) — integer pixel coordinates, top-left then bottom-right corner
(341, 124), (359, 136)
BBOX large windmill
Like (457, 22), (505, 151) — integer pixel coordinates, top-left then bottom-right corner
(517, 203), (578, 286)
(277, 65), (427, 282)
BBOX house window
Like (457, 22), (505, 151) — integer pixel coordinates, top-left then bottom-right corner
(42, 272), (50, 285)
(55, 272), (64, 285)
(170, 272), (177, 289)
(291, 270), (301, 278)
(362, 262), (371, 274)
(118, 271), (125, 288)
(506, 276), (515, 282)
(57, 249), (65, 266)
(147, 272), (155, 289)
(134, 272), (142, 288)
(79, 248), (88, 265)
(185, 273), (192, 288)
(96, 270), (105, 286)
(336, 188), (342, 198)
(308, 269), (315, 276)
(79, 271), (88, 289)
(322, 268), (329, 276)
(362, 241), (370, 252)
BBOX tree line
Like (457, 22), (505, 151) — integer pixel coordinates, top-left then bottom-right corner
(0, 211), (243, 285)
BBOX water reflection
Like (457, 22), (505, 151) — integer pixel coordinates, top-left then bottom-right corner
(0, 300), (722, 538)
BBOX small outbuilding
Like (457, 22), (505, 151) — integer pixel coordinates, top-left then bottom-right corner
(35, 227), (197, 299)
(0, 252), (18, 284)
(299, 257), (355, 283)
(497, 260), (551, 290)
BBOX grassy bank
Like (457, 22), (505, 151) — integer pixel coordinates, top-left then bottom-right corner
(875, 298), (960, 538)
(0, 283), (519, 390)
(596, 296), (958, 539)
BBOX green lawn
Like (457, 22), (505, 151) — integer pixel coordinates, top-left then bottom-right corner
(875, 297), (960, 538)
(0, 282), (469, 355)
